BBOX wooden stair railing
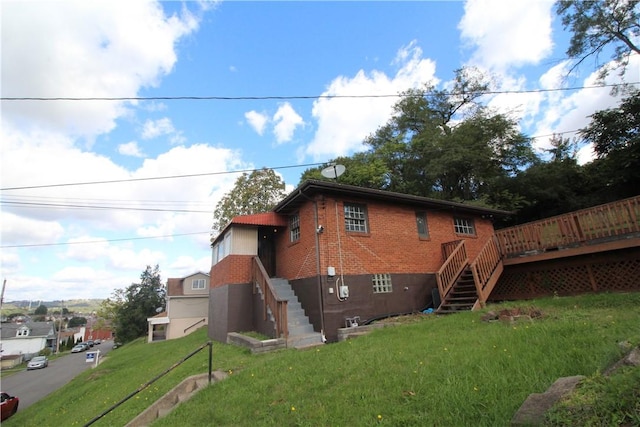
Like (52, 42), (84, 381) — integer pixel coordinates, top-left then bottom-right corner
(470, 236), (504, 310)
(435, 240), (469, 304)
(251, 256), (288, 339)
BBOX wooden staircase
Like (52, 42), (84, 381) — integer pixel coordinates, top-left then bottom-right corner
(436, 267), (478, 314)
(435, 237), (504, 314)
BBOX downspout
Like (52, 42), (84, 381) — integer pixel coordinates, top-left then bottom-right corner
(298, 190), (326, 340)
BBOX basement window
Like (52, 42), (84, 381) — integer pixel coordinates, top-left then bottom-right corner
(344, 203), (368, 233)
(372, 273), (393, 293)
(454, 217), (476, 236)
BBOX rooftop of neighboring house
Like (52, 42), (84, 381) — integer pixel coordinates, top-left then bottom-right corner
(0, 321), (56, 339)
(167, 272), (210, 297)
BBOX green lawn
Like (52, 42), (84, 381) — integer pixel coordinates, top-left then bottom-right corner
(6, 292), (640, 427)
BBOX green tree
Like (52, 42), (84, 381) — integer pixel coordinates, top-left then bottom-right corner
(299, 153), (389, 188)
(501, 135), (586, 224)
(556, 0), (640, 81)
(68, 316), (87, 327)
(363, 68), (536, 207)
(578, 90), (640, 200)
(34, 304), (48, 315)
(113, 265), (166, 344)
(212, 168), (287, 233)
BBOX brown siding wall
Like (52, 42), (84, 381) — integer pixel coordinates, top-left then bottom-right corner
(292, 272), (437, 342)
(208, 283), (253, 342)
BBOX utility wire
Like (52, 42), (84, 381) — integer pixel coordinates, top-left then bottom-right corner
(0, 201), (212, 213)
(1, 81), (637, 101)
(0, 231), (211, 249)
(0, 162), (324, 191)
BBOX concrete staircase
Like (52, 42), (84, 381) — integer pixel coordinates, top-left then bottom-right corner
(269, 278), (324, 349)
(125, 371), (228, 427)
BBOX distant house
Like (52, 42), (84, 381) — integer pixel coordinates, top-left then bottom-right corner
(0, 322), (56, 357)
(208, 180), (509, 344)
(147, 272), (210, 342)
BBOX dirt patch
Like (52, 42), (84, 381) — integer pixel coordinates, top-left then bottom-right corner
(481, 306), (544, 323)
(87, 369), (112, 381)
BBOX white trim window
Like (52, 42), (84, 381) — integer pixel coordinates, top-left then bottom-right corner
(454, 217), (476, 235)
(344, 203), (368, 233)
(372, 273), (393, 293)
(192, 279), (206, 290)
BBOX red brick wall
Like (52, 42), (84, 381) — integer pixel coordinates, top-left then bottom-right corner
(276, 195), (496, 280)
(210, 254), (253, 288)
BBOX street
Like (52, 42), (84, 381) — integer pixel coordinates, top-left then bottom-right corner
(1, 341), (115, 411)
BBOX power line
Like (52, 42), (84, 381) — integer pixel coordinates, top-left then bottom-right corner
(0, 128), (591, 194)
(2, 82), (637, 102)
(0, 231), (211, 249)
(0, 200), (213, 213)
(0, 162), (324, 191)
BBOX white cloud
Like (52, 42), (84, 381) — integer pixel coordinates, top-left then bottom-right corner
(1, 1), (200, 141)
(273, 103), (304, 143)
(0, 212), (66, 247)
(245, 110), (269, 135)
(304, 41), (437, 160)
(459, 0), (555, 72)
(141, 117), (176, 140)
(118, 141), (145, 157)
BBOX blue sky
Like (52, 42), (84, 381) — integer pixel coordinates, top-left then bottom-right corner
(1, 0), (637, 302)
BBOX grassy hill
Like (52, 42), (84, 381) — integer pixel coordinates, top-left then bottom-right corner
(6, 292), (640, 426)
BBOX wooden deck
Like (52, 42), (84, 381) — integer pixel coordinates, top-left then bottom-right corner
(495, 195), (640, 264)
(437, 195), (640, 310)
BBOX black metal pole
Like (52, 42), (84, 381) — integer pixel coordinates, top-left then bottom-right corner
(208, 341), (213, 385)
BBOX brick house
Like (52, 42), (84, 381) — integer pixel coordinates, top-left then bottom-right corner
(209, 180), (509, 344)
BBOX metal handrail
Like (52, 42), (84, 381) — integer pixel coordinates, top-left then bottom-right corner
(83, 341), (213, 427)
(184, 318), (206, 333)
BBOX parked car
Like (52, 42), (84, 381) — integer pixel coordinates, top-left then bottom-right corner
(71, 343), (89, 353)
(27, 355), (49, 370)
(94, 339), (101, 345)
(87, 340), (94, 347)
(0, 392), (19, 421)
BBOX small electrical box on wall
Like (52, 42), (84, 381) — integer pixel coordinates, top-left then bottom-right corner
(327, 266), (335, 277)
(339, 285), (349, 299)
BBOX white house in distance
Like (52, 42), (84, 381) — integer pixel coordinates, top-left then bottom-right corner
(147, 272), (209, 342)
(0, 322), (56, 357)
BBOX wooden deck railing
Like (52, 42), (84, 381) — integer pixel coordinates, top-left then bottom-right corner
(436, 240), (468, 300)
(470, 236), (503, 307)
(495, 195), (640, 258)
(251, 257), (288, 339)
